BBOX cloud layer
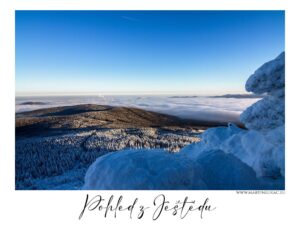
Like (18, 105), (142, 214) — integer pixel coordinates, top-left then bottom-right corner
(16, 95), (260, 123)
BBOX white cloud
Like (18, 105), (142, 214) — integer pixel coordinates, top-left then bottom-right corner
(16, 95), (260, 123)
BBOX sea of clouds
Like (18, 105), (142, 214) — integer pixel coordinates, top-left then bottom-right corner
(16, 95), (261, 123)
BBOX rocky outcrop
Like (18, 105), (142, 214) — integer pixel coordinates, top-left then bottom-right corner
(241, 52), (285, 131)
(183, 52), (285, 181)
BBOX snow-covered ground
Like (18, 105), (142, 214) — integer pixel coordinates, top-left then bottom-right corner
(84, 52), (285, 190)
(15, 128), (201, 190)
(16, 95), (260, 124)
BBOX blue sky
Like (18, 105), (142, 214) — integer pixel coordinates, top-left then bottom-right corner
(16, 11), (284, 96)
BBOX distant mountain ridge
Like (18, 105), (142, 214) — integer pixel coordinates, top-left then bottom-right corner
(19, 101), (48, 105)
(210, 94), (264, 99)
(169, 94), (263, 99)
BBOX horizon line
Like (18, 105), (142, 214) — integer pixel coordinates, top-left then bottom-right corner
(16, 91), (248, 98)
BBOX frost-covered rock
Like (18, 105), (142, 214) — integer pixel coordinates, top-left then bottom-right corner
(194, 150), (260, 190)
(241, 52), (285, 131)
(181, 123), (245, 157)
(182, 120), (284, 181)
(83, 149), (207, 190)
(182, 52), (285, 182)
(225, 127), (284, 178)
(199, 123), (244, 148)
(238, 52), (284, 179)
(83, 148), (261, 190)
(245, 52), (284, 97)
(240, 96), (284, 131)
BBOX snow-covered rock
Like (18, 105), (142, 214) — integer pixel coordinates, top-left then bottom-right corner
(199, 123), (245, 148)
(181, 123), (246, 157)
(182, 123), (284, 180)
(83, 149), (207, 190)
(245, 52), (284, 97)
(240, 96), (284, 131)
(239, 52), (284, 179)
(83, 148), (262, 190)
(183, 52), (285, 182)
(194, 150), (260, 190)
(241, 52), (285, 131)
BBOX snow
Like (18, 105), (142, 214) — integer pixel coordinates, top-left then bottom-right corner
(245, 52), (284, 97)
(83, 149), (207, 190)
(241, 52), (285, 131)
(181, 123), (246, 157)
(83, 148), (261, 190)
(18, 168), (87, 190)
(83, 128), (200, 152)
(182, 123), (284, 179)
(240, 96), (284, 131)
(15, 127), (200, 189)
(83, 52), (285, 190)
(194, 150), (260, 190)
